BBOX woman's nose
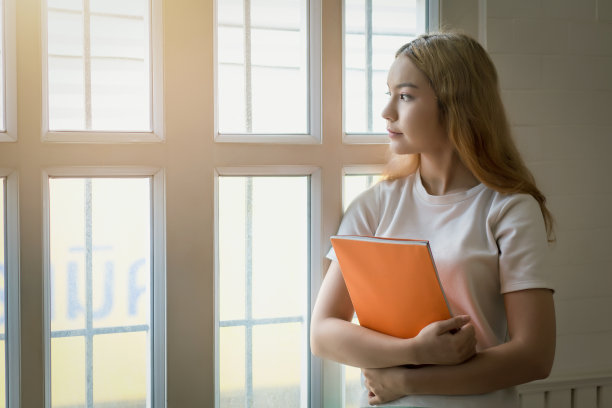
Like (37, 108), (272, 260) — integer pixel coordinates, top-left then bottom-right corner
(381, 100), (396, 122)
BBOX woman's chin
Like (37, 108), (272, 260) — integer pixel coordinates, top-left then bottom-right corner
(388, 141), (414, 156)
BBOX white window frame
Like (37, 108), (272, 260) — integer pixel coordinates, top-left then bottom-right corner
(0, 168), (20, 408)
(213, 0), (322, 144)
(213, 165), (323, 408)
(42, 166), (166, 408)
(40, 0), (165, 143)
(0, 0), (17, 142)
(342, 0), (439, 144)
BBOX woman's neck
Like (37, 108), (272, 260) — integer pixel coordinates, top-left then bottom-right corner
(419, 151), (480, 196)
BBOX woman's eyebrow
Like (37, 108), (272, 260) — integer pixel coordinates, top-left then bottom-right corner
(395, 82), (419, 89)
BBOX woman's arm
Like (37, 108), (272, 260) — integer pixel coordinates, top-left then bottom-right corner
(310, 260), (476, 368)
(363, 288), (556, 404)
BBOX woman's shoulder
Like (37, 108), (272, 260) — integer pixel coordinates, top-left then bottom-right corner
(376, 173), (415, 196)
(487, 190), (544, 230)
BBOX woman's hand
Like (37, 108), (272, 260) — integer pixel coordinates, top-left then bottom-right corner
(363, 366), (409, 405)
(362, 316), (477, 405)
(413, 315), (477, 365)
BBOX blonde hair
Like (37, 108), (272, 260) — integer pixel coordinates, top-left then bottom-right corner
(384, 32), (555, 241)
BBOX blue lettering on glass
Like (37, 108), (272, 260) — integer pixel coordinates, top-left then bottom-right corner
(67, 261), (84, 319)
(52, 251), (148, 321)
(92, 261), (114, 319)
(129, 258), (146, 316)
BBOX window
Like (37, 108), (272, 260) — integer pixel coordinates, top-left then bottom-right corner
(0, 0), (5, 132)
(44, 171), (165, 408)
(0, 170), (19, 408)
(0, 0), (17, 141)
(42, 0), (163, 142)
(0, 177), (6, 407)
(216, 173), (312, 407)
(215, 0), (321, 143)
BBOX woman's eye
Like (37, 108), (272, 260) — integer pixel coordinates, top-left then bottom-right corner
(385, 92), (413, 101)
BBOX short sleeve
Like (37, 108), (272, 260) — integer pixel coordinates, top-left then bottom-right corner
(326, 183), (380, 261)
(494, 194), (553, 293)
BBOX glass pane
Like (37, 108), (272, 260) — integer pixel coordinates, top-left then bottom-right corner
(48, 0), (82, 11)
(49, 177), (152, 407)
(90, 0), (147, 16)
(50, 178), (87, 332)
(344, 0), (421, 134)
(93, 332), (148, 406)
(250, 177), (307, 319)
(216, 0), (308, 134)
(0, 0), (5, 132)
(219, 326), (246, 407)
(51, 337), (86, 407)
(344, 364), (362, 408)
(218, 63), (247, 134)
(218, 178), (246, 322)
(252, 323), (302, 407)
(0, 341), (4, 408)
(46, 0), (152, 132)
(0, 179), (5, 408)
(48, 56), (86, 130)
(342, 173), (381, 406)
(218, 176), (308, 407)
(90, 58), (150, 131)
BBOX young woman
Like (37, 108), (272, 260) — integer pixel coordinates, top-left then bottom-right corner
(310, 32), (556, 407)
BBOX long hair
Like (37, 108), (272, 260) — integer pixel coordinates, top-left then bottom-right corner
(384, 32), (555, 241)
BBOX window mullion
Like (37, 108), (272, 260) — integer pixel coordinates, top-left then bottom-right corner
(245, 178), (254, 407)
(85, 179), (94, 407)
(365, 0), (373, 133)
(83, 0), (92, 130)
(243, 0), (253, 133)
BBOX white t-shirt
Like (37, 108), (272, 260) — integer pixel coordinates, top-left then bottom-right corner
(327, 170), (553, 408)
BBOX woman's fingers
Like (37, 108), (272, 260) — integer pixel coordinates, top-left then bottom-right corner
(435, 315), (471, 335)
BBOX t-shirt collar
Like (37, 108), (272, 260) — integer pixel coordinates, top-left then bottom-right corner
(414, 168), (486, 205)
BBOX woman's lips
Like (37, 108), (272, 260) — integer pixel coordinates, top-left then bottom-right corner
(387, 130), (402, 138)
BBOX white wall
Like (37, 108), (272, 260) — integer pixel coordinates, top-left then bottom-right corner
(486, 0), (612, 379)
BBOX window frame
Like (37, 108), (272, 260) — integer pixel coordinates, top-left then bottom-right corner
(213, 0), (322, 144)
(213, 165), (323, 408)
(40, 0), (165, 143)
(0, 0), (17, 142)
(0, 169), (20, 408)
(42, 166), (166, 408)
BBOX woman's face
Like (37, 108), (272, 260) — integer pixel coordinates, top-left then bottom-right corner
(382, 55), (450, 156)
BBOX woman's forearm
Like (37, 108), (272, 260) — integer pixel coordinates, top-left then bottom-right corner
(310, 316), (420, 368)
(400, 339), (553, 396)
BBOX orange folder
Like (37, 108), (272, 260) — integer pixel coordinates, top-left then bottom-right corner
(330, 235), (452, 339)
